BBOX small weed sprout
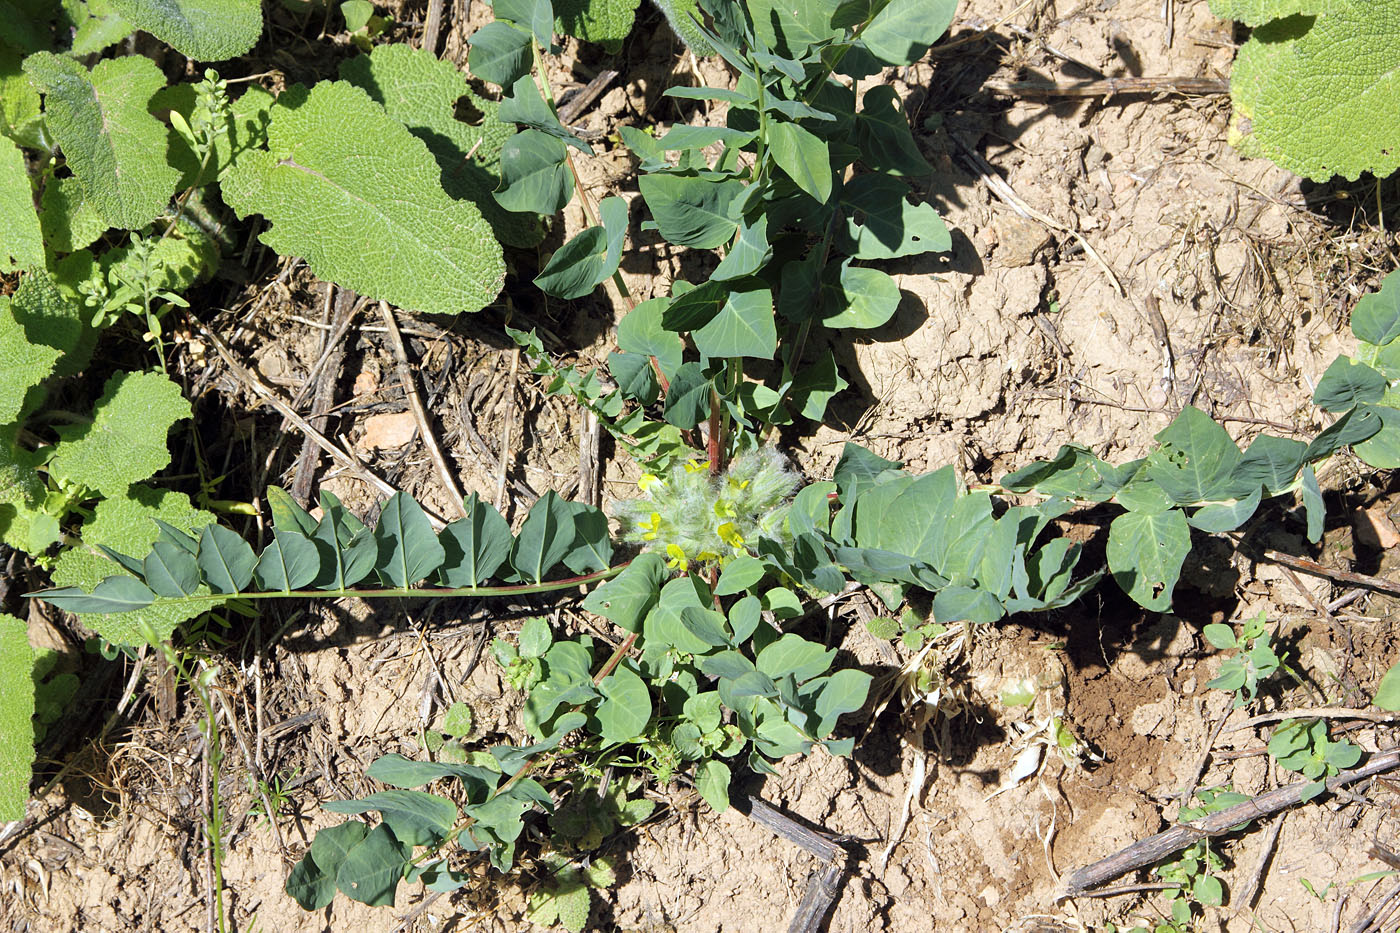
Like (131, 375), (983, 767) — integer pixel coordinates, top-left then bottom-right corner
(614, 446), (798, 573)
(1202, 613), (1291, 707)
(1268, 718), (1362, 802)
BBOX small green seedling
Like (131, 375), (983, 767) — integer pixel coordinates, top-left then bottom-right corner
(1203, 613), (1290, 707)
(1267, 718), (1362, 802)
(1150, 787), (1251, 930)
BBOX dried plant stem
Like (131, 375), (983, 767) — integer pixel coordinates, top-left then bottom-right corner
(378, 300), (468, 518)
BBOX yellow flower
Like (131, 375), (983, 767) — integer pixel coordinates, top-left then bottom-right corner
(639, 511), (662, 541)
(717, 522), (744, 548)
(683, 458), (706, 474)
(665, 543), (689, 572)
(638, 473), (660, 492)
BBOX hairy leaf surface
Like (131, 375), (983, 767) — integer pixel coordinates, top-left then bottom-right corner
(0, 137), (40, 271)
(0, 612), (33, 821)
(222, 80), (505, 315)
(1228, 2), (1400, 180)
(22, 53), (179, 229)
(108, 0), (261, 60)
(48, 371), (189, 497)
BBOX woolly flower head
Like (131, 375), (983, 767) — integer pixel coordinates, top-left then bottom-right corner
(614, 447), (800, 572)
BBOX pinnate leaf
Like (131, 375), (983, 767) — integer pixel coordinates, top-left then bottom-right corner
(48, 371), (190, 497)
(222, 80), (505, 315)
(107, 0), (261, 60)
(23, 54), (179, 230)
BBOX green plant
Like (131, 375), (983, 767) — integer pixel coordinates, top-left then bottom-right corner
(1148, 786), (1251, 931)
(1267, 718), (1362, 801)
(1202, 612), (1292, 707)
(1210, 0), (1399, 180)
(525, 853), (617, 932)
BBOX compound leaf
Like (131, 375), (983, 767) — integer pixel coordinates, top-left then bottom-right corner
(222, 80), (505, 315)
(107, 0), (261, 60)
(1107, 508), (1191, 611)
(1228, 3), (1400, 181)
(48, 371), (190, 497)
(0, 136), (40, 271)
(22, 53), (179, 229)
(46, 487), (217, 646)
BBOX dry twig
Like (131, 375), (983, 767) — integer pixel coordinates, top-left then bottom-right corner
(378, 300), (468, 518)
(1063, 746), (1400, 896)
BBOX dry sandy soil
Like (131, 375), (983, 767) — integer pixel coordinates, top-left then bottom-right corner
(4, 1), (1400, 931)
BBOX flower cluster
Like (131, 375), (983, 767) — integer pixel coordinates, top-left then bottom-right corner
(614, 446), (799, 572)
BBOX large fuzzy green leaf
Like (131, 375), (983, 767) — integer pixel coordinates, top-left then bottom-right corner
(340, 44), (542, 247)
(48, 371), (190, 497)
(48, 486), (218, 646)
(0, 295), (58, 424)
(0, 426), (46, 554)
(222, 80), (506, 315)
(0, 50), (42, 146)
(0, 612), (33, 821)
(1209, 0), (1344, 26)
(22, 53), (179, 229)
(553, 0), (640, 50)
(1227, 2), (1400, 180)
(107, 0), (260, 60)
(0, 136), (40, 271)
